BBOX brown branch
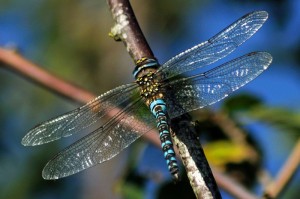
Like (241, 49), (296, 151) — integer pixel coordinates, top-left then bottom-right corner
(172, 116), (222, 198)
(0, 47), (161, 147)
(214, 170), (258, 199)
(107, 0), (155, 63)
(106, 0), (221, 198)
(0, 48), (94, 104)
(263, 139), (300, 199)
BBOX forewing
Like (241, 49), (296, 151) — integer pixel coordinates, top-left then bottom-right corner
(42, 99), (156, 179)
(164, 52), (272, 119)
(22, 83), (138, 146)
(158, 11), (268, 79)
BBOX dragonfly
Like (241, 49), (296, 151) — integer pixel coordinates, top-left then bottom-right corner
(22, 11), (272, 180)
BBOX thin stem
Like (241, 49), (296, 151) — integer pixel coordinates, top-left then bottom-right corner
(107, 0), (155, 63)
(0, 48), (94, 103)
(214, 170), (258, 199)
(263, 139), (300, 199)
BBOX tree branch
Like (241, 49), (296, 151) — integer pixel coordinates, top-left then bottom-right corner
(106, 0), (221, 198)
(0, 48), (94, 103)
(263, 139), (300, 199)
(107, 0), (155, 63)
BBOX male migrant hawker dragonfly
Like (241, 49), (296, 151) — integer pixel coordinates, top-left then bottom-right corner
(22, 11), (272, 180)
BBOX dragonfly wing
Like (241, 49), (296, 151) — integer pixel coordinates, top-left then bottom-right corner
(158, 11), (268, 79)
(42, 98), (156, 179)
(22, 83), (139, 146)
(164, 52), (272, 119)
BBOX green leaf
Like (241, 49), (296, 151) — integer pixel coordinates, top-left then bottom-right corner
(222, 93), (263, 113)
(249, 106), (300, 137)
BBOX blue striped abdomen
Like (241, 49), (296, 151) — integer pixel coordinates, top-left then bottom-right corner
(150, 99), (179, 178)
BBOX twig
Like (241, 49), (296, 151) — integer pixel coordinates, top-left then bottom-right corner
(107, 0), (155, 63)
(263, 139), (300, 199)
(214, 170), (258, 199)
(0, 48), (94, 103)
(106, 0), (221, 198)
(171, 115), (221, 198)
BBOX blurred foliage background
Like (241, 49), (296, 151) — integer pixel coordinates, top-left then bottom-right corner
(0, 0), (299, 199)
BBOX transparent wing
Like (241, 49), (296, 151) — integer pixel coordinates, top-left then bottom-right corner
(157, 11), (268, 79)
(164, 52), (272, 119)
(42, 99), (156, 180)
(22, 83), (139, 146)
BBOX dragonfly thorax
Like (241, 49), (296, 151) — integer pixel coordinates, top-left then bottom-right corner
(136, 72), (164, 106)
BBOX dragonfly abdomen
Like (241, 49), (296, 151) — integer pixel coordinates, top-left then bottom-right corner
(150, 99), (179, 179)
(135, 58), (179, 179)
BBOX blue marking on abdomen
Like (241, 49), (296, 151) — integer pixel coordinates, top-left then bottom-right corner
(150, 99), (166, 114)
(149, 99), (179, 178)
